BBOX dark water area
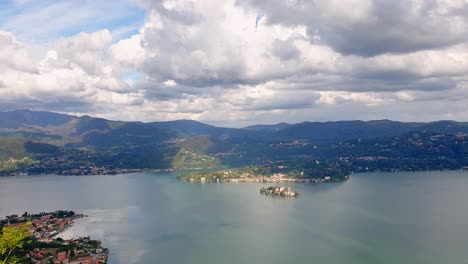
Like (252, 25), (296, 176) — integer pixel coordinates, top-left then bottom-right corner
(1, 170), (468, 264)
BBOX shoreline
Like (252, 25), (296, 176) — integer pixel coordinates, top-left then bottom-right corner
(2, 167), (467, 178)
(184, 175), (351, 183)
(0, 166), (228, 177)
(0, 168), (173, 177)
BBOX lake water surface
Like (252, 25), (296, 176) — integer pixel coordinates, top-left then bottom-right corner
(1, 170), (468, 264)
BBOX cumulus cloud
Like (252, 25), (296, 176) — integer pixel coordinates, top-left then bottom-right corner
(0, 30), (38, 73)
(111, 34), (146, 67)
(52, 30), (112, 75)
(240, 0), (468, 56)
(1, 0), (468, 126)
(0, 28), (142, 115)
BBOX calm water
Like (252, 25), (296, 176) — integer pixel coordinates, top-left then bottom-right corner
(1, 170), (468, 264)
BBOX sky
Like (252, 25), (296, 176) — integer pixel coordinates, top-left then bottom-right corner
(1, 0), (468, 127)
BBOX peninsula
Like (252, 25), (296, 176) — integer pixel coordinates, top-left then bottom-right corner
(177, 161), (350, 183)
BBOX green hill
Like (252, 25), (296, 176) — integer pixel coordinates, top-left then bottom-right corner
(0, 137), (30, 161)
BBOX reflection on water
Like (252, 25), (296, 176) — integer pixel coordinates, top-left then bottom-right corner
(1, 171), (468, 264)
(58, 207), (145, 264)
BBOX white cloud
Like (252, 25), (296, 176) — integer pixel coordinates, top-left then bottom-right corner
(241, 0), (468, 56)
(163, 80), (177, 87)
(52, 29), (112, 76)
(111, 34), (146, 67)
(0, 30), (37, 73)
(1, 0), (468, 126)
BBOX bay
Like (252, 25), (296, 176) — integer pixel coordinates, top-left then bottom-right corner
(1, 170), (468, 264)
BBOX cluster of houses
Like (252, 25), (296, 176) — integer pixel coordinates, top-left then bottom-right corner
(26, 237), (108, 264)
(32, 214), (75, 241)
(1, 213), (76, 241)
(192, 172), (334, 183)
(260, 186), (299, 197)
(1, 212), (108, 264)
(59, 166), (143, 176)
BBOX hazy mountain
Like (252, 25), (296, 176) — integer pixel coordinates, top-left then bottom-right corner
(272, 120), (424, 142)
(1, 109), (468, 151)
(69, 123), (178, 150)
(149, 120), (252, 138)
(244, 123), (292, 132)
(0, 110), (75, 129)
(71, 116), (112, 136)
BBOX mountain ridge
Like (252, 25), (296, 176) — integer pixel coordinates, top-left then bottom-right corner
(2, 110), (468, 139)
(0, 110), (467, 172)
(1, 110), (468, 150)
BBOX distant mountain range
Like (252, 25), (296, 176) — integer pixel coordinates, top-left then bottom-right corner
(1, 109), (467, 145)
(0, 109), (467, 175)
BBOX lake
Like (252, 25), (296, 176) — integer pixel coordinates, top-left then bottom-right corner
(1, 170), (468, 264)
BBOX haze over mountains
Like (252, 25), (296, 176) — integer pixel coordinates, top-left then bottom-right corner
(0, 109), (467, 176)
(1, 109), (468, 145)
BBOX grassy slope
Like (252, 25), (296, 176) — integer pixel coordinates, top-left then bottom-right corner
(0, 138), (39, 172)
(170, 136), (223, 169)
(0, 137), (29, 161)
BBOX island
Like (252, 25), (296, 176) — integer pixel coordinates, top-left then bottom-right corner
(0, 210), (108, 264)
(177, 160), (350, 183)
(260, 186), (299, 197)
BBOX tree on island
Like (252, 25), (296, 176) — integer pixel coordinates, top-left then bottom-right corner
(0, 222), (32, 264)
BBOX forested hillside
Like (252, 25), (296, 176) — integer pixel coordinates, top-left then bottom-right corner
(0, 110), (467, 176)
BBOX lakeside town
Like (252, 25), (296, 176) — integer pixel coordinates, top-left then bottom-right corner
(1, 156), (176, 176)
(185, 172), (348, 183)
(178, 164), (351, 183)
(0, 210), (108, 264)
